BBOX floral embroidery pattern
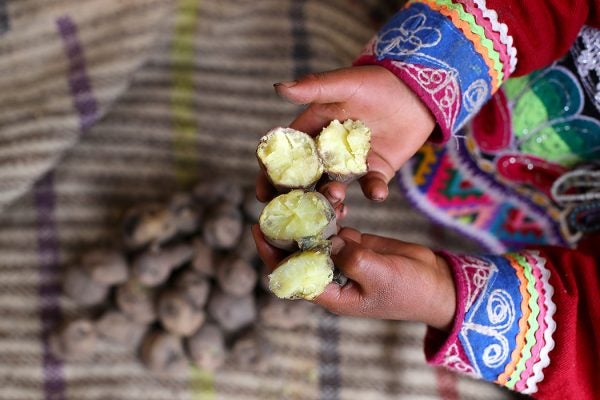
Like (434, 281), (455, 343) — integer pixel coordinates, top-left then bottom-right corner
(375, 13), (441, 56)
(355, 1), (511, 139)
(409, 0), (504, 90)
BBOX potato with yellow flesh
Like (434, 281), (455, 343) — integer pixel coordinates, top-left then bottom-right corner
(257, 127), (324, 191)
(258, 190), (336, 251)
(269, 248), (334, 300)
(316, 119), (371, 182)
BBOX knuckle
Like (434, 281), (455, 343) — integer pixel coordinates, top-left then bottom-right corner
(304, 72), (329, 99)
(302, 72), (326, 89)
(411, 245), (437, 264)
(312, 103), (340, 118)
(344, 247), (368, 270)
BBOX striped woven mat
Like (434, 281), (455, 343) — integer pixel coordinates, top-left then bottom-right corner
(0, 0), (520, 399)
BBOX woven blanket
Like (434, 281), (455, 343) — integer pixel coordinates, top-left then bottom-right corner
(0, 0), (520, 398)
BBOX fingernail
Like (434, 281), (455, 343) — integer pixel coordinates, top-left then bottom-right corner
(370, 190), (386, 202)
(335, 203), (346, 218)
(274, 80), (298, 89)
(330, 236), (345, 255)
(327, 189), (341, 205)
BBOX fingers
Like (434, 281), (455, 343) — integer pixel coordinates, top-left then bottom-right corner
(329, 236), (382, 284)
(336, 227), (362, 243)
(314, 236), (390, 316)
(312, 280), (364, 315)
(255, 173), (277, 203)
(359, 172), (389, 202)
(337, 227), (432, 259)
(333, 202), (348, 221)
(288, 104), (345, 136)
(274, 68), (361, 106)
(358, 152), (397, 202)
(318, 181), (347, 206)
(251, 224), (287, 271)
(275, 68), (361, 136)
(359, 234), (431, 259)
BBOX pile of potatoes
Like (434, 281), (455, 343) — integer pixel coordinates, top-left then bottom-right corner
(50, 181), (318, 375)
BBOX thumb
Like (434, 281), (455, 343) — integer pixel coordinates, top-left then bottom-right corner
(329, 235), (383, 286)
(274, 68), (361, 105)
(313, 236), (386, 316)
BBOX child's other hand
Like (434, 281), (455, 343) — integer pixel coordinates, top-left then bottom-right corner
(252, 225), (456, 331)
(256, 65), (435, 205)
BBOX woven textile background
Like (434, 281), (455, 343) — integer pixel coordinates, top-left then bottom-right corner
(0, 0), (519, 399)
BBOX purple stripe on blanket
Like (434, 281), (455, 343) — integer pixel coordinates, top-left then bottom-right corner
(57, 15), (99, 130)
(318, 312), (341, 400)
(35, 15), (98, 400)
(34, 173), (66, 400)
(290, 0), (310, 77)
(0, 0), (8, 35)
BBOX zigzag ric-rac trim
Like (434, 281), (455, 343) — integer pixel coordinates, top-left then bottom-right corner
(472, 0), (517, 73)
(409, 0), (503, 91)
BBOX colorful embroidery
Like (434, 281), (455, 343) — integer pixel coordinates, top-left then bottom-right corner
(399, 142), (564, 252)
(460, 2), (510, 79)
(400, 28), (600, 251)
(470, 0), (517, 73)
(521, 252), (556, 395)
(440, 251), (556, 394)
(572, 26), (600, 113)
(470, 64), (600, 198)
(409, 0), (504, 89)
(355, 1), (513, 139)
(456, 254), (521, 380)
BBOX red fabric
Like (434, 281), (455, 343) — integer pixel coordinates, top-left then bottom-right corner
(426, 245), (600, 398)
(531, 245), (600, 399)
(482, 0), (600, 75)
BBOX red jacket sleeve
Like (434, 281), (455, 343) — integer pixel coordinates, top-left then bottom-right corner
(485, 0), (598, 75)
(354, 0), (600, 140)
(426, 245), (600, 398)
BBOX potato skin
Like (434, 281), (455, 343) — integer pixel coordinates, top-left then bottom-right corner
(256, 155), (318, 194)
(323, 170), (367, 184)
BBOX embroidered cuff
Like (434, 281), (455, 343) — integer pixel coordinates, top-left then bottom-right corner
(354, 0), (516, 142)
(426, 251), (556, 395)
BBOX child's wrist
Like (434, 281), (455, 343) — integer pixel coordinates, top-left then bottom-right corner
(424, 254), (456, 331)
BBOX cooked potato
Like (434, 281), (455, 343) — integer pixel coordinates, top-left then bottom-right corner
(257, 127), (323, 191)
(258, 190), (336, 251)
(268, 247), (334, 300)
(316, 119), (371, 182)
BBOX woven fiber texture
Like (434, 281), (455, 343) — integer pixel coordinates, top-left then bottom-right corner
(0, 0), (519, 399)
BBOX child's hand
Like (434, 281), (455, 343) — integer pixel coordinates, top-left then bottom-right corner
(252, 225), (456, 331)
(257, 65), (435, 205)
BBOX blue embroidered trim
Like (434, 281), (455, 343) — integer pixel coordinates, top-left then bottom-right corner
(373, 2), (493, 133)
(458, 255), (522, 381)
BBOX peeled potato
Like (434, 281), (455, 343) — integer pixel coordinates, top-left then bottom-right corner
(256, 127), (323, 191)
(316, 119), (371, 182)
(268, 247), (334, 300)
(258, 190), (336, 251)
